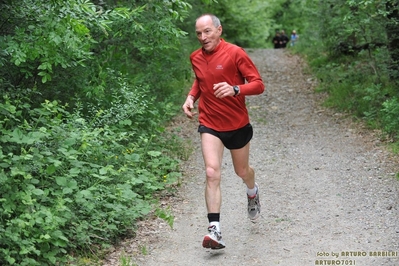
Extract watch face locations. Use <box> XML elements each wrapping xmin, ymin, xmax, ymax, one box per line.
<box><xmin>234</xmin><ymin>86</ymin><xmax>239</xmax><ymax>94</ymax></box>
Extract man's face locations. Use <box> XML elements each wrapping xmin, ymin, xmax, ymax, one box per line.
<box><xmin>195</xmin><ymin>16</ymin><xmax>222</xmax><ymax>53</ymax></box>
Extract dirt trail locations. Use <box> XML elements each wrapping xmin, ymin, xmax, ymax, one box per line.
<box><xmin>104</xmin><ymin>49</ymin><xmax>399</xmax><ymax>266</ymax></box>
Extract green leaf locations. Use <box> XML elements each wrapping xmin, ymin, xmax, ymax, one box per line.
<box><xmin>78</xmin><ymin>189</ymin><xmax>92</xmax><ymax>198</ymax></box>
<box><xmin>69</xmin><ymin>167</ymin><xmax>80</xmax><ymax>176</ymax></box>
<box><xmin>40</xmin><ymin>234</ymin><xmax>51</xmax><ymax>240</ymax></box>
<box><xmin>46</xmin><ymin>164</ymin><xmax>57</xmax><ymax>175</ymax></box>
<box><xmin>9</xmin><ymin>128</ymin><xmax>29</xmax><ymax>144</ymax></box>
<box><xmin>63</xmin><ymin>187</ymin><xmax>74</xmax><ymax>194</ymax></box>
<box><xmin>147</xmin><ymin>151</ymin><xmax>162</xmax><ymax>157</ymax></box>
<box><xmin>99</xmin><ymin>167</ymin><xmax>108</xmax><ymax>175</ymax></box>
<box><xmin>67</xmin><ymin>179</ymin><xmax>78</xmax><ymax>189</ymax></box>
<box><xmin>48</xmin><ymin>158</ymin><xmax>62</xmax><ymax>167</ymax></box>
<box><xmin>119</xmin><ymin>119</ymin><xmax>132</xmax><ymax>126</ymax></box>
<box><xmin>32</xmin><ymin>188</ymin><xmax>44</xmax><ymax>195</ymax></box>
<box><xmin>124</xmin><ymin>153</ymin><xmax>140</xmax><ymax>162</ymax></box>
<box><xmin>55</xmin><ymin>176</ymin><xmax>67</xmax><ymax>186</ymax></box>
<box><xmin>91</xmin><ymin>173</ymin><xmax>108</xmax><ymax>180</ymax></box>
<box><xmin>55</xmin><ymin>176</ymin><xmax>78</xmax><ymax>195</ymax></box>
<box><xmin>37</xmin><ymin>62</ymin><xmax>52</xmax><ymax>71</ymax></box>
<box><xmin>11</xmin><ymin>167</ymin><xmax>26</xmax><ymax>177</ymax></box>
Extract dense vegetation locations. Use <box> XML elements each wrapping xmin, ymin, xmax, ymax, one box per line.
<box><xmin>0</xmin><ymin>0</ymin><xmax>398</xmax><ymax>265</ymax></box>
<box><xmin>296</xmin><ymin>0</ymin><xmax>399</xmax><ymax>145</ymax></box>
<box><xmin>0</xmin><ymin>0</ymin><xmax>193</xmax><ymax>265</ymax></box>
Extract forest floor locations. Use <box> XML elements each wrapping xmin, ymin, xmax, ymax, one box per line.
<box><xmin>103</xmin><ymin>49</ymin><xmax>399</xmax><ymax>266</ymax></box>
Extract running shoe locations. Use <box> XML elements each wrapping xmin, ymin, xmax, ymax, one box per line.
<box><xmin>202</xmin><ymin>225</ymin><xmax>225</xmax><ymax>249</ymax></box>
<box><xmin>247</xmin><ymin>183</ymin><xmax>261</xmax><ymax>220</ymax></box>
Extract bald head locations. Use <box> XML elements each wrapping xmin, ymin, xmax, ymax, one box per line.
<box><xmin>196</xmin><ymin>14</ymin><xmax>221</xmax><ymax>28</ymax></box>
<box><xmin>195</xmin><ymin>14</ymin><xmax>222</xmax><ymax>53</ymax></box>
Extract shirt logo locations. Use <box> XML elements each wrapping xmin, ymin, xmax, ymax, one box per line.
<box><xmin>216</xmin><ymin>64</ymin><xmax>223</xmax><ymax>70</ymax></box>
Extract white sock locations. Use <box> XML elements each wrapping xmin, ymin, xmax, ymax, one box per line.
<box><xmin>247</xmin><ymin>185</ymin><xmax>257</xmax><ymax>197</ymax></box>
<box><xmin>210</xmin><ymin>221</ymin><xmax>220</xmax><ymax>231</ymax></box>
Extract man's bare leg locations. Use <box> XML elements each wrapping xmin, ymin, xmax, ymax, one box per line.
<box><xmin>200</xmin><ymin>133</ymin><xmax>226</xmax><ymax>249</ymax></box>
<box><xmin>231</xmin><ymin>142</ymin><xmax>261</xmax><ymax>220</ymax></box>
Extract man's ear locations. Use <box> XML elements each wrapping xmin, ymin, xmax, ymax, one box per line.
<box><xmin>218</xmin><ymin>26</ymin><xmax>223</xmax><ymax>35</ymax></box>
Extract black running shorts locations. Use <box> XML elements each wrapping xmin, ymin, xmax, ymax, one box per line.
<box><xmin>198</xmin><ymin>123</ymin><xmax>253</xmax><ymax>150</ymax></box>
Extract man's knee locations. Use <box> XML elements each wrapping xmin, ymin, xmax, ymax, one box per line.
<box><xmin>235</xmin><ymin>166</ymin><xmax>253</xmax><ymax>179</ymax></box>
<box><xmin>205</xmin><ymin>167</ymin><xmax>221</xmax><ymax>181</ymax></box>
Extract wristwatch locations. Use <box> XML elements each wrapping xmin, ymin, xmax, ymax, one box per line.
<box><xmin>233</xmin><ymin>85</ymin><xmax>240</xmax><ymax>96</ymax></box>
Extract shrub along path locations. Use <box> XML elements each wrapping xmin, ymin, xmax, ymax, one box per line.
<box><xmin>104</xmin><ymin>49</ymin><xmax>399</xmax><ymax>266</ymax></box>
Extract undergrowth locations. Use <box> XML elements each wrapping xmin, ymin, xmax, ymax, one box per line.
<box><xmin>0</xmin><ymin>86</ymin><xmax>188</xmax><ymax>265</ymax></box>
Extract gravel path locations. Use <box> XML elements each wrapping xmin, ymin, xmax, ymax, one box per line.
<box><xmin>104</xmin><ymin>49</ymin><xmax>399</xmax><ymax>266</ymax></box>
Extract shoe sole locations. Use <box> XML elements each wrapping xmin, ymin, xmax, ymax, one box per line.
<box><xmin>248</xmin><ymin>198</ymin><xmax>261</xmax><ymax>220</ymax></box>
<box><xmin>248</xmin><ymin>212</ymin><xmax>260</xmax><ymax>220</ymax></box>
<box><xmin>202</xmin><ymin>236</ymin><xmax>225</xmax><ymax>249</ymax></box>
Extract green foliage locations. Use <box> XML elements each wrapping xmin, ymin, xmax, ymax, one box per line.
<box><xmin>0</xmin><ymin>91</ymin><xmax>183</xmax><ymax>264</ymax></box>
<box><xmin>3</xmin><ymin>0</ymin><xmax>399</xmax><ymax>264</ymax></box>
<box><xmin>0</xmin><ymin>0</ymin><xmax>192</xmax><ymax>108</ymax></box>
<box><xmin>155</xmin><ymin>207</ymin><xmax>175</xmax><ymax>228</ymax></box>
<box><xmin>0</xmin><ymin>0</ymin><xmax>200</xmax><ymax>264</ymax></box>
<box><xmin>84</xmin><ymin>0</ymin><xmax>192</xmax><ymax>102</ymax></box>
<box><xmin>207</xmin><ymin>0</ymin><xmax>273</xmax><ymax>47</ymax></box>
<box><xmin>381</xmin><ymin>97</ymin><xmax>399</xmax><ymax>139</ymax></box>
<box><xmin>290</xmin><ymin>0</ymin><xmax>399</xmax><ymax>143</ymax></box>
<box><xmin>181</xmin><ymin>0</ymin><xmax>274</xmax><ymax>48</ymax></box>
<box><xmin>1</xmin><ymin>0</ymin><xmax>98</xmax><ymax>85</ymax></box>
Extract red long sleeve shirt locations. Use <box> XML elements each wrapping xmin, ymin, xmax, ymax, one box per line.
<box><xmin>189</xmin><ymin>39</ymin><xmax>265</xmax><ymax>131</ymax></box>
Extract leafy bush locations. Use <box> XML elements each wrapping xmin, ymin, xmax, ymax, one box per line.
<box><xmin>381</xmin><ymin>97</ymin><xmax>399</xmax><ymax>140</ymax></box>
<box><xmin>296</xmin><ymin>0</ymin><xmax>399</xmax><ymax>147</ymax></box>
<box><xmin>0</xmin><ymin>1</ymin><xmax>198</xmax><ymax>264</ymax></box>
<box><xmin>0</xmin><ymin>92</ymin><xmax>182</xmax><ymax>265</ymax></box>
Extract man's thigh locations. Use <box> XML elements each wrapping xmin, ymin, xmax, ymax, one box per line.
<box><xmin>230</xmin><ymin>141</ymin><xmax>251</xmax><ymax>171</ymax></box>
<box><xmin>200</xmin><ymin>133</ymin><xmax>225</xmax><ymax>170</ymax></box>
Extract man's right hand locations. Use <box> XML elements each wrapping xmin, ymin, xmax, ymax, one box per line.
<box><xmin>182</xmin><ymin>95</ymin><xmax>197</xmax><ymax>119</ymax></box>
